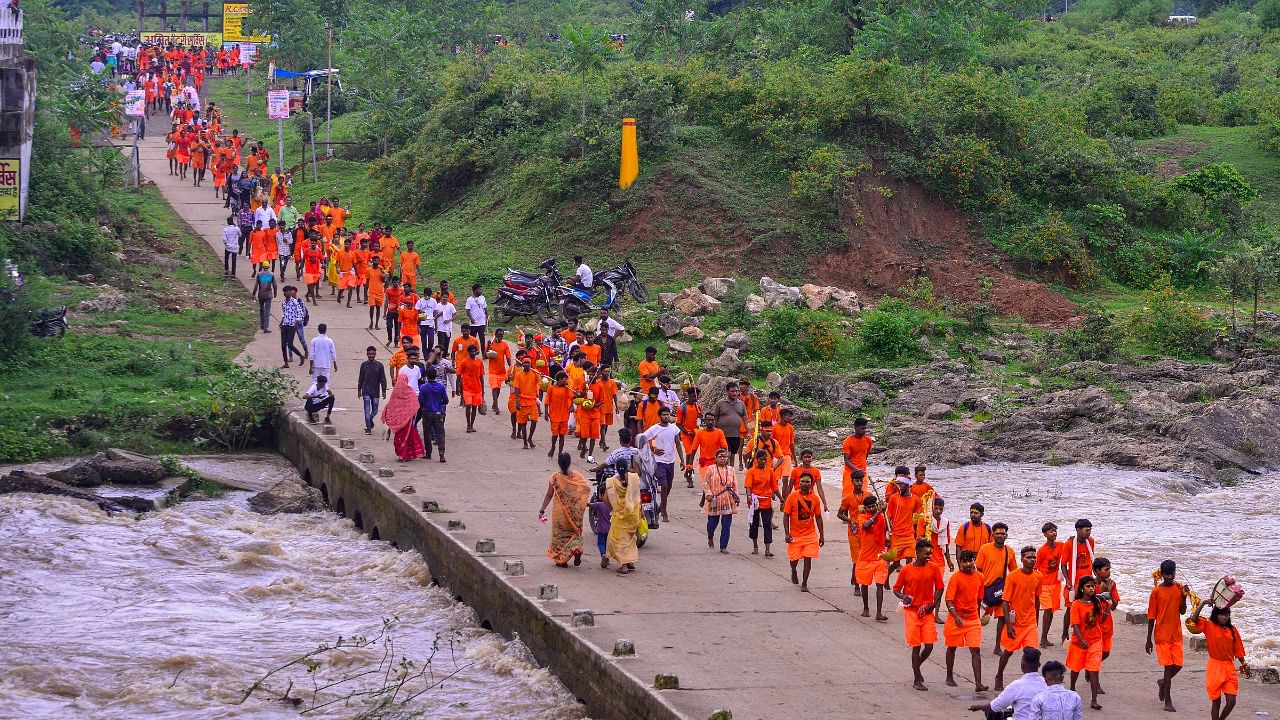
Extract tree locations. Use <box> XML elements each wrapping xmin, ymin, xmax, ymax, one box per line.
<box><xmin>561</xmin><ymin>24</ymin><xmax>611</xmax><ymax>127</ymax></box>
<box><xmin>1223</xmin><ymin>228</ymin><xmax>1280</xmax><ymax>337</ymax></box>
<box><xmin>1171</xmin><ymin>162</ymin><xmax>1258</xmax><ymax>231</ymax></box>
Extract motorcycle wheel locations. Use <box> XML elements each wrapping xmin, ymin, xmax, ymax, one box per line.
<box><xmin>535</xmin><ymin>303</ymin><xmax>562</xmax><ymax>326</ymax></box>
<box><xmin>630</xmin><ymin>280</ymin><xmax>649</xmax><ymax>303</ymax></box>
<box><xmin>497</xmin><ymin>309</ymin><xmax>518</xmax><ymax>324</ymax></box>
<box><xmin>560</xmin><ymin>299</ymin><xmax>586</xmax><ymax>322</ymax></box>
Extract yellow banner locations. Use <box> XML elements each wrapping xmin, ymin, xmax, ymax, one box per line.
<box><xmin>141</xmin><ymin>31</ymin><xmax>223</xmax><ymax>48</ymax></box>
<box><xmin>222</xmin><ymin>2</ymin><xmax>271</xmax><ymax>43</ymax></box>
<box><xmin>0</xmin><ymin>158</ymin><xmax>20</xmax><ymax>220</ymax></box>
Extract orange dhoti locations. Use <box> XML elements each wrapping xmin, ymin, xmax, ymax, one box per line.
<box><xmin>787</xmin><ymin>528</ymin><xmax>820</xmax><ymax>563</ymax></box>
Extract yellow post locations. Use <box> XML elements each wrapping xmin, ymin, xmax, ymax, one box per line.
<box><xmin>619</xmin><ymin>117</ymin><xmax>638</xmax><ymax>190</ymax></box>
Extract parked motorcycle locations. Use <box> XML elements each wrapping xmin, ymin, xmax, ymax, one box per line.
<box><xmin>556</xmin><ymin>279</ymin><xmax>621</xmax><ymax>321</ymax></box>
<box><xmin>494</xmin><ymin>283</ymin><xmax>562</xmax><ymax>326</ymax></box>
<box><xmin>503</xmin><ymin>257</ymin><xmax>562</xmax><ymax>289</ymax></box>
<box><xmin>31</xmin><ymin>306</ymin><xmax>68</xmax><ymax>337</ymax></box>
<box><xmin>595</xmin><ymin>258</ymin><xmax>648</xmax><ymax>303</ymax></box>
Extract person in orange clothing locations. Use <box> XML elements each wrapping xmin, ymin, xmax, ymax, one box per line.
<box><xmin>458</xmin><ymin>344</ymin><xmax>486</xmax><ymax>433</ymax></box>
<box><xmin>1059</xmin><ymin>518</ymin><xmax>1096</xmax><ymax>642</ymax></box>
<box><xmin>892</xmin><ymin>538</ymin><xmax>945</xmax><ymax>691</ymax></box>
<box><xmin>976</xmin><ymin>522</ymin><xmax>1017</xmax><ymax>656</ymax></box>
<box><xmin>353</xmin><ymin>237</ymin><xmax>373</xmax><ymax>305</ymax></box>
<box><xmin>773</xmin><ymin>407</ymin><xmax>797</xmax><ymax>481</ymax></box>
<box><xmin>328</xmin><ymin>197</ymin><xmax>348</xmax><ymax>229</ymax></box>
<box><xmin>301</xmin><ymin>237</ymin><xmax>325</xmax><ymax>305</ymax></box>
<box><xmin>397</xmin><ymin>300</ymin><xmax>421</xmax><ymax>348</ymax></box>
<box><xmin>675</xmin><ymin>387</ymin><xmax>702</xmax><ymax>486</ymax></box>
<box><xmin>578</xmin><ymin>333</ymin><xmax>602</xmax><ymax>366</ymax></box>
<box><xmin>378</xmin><ymin>229</ymin><xmax>400</xmax><ymax>272</ymax></box>
<box><xmin>841</xmin><ymin>418</ymin><xmax>873</xmax><ymax>494</ymax></box>
<box><xmin>689</xmin><ymin>412</ymin><xmax>728</xmax><ymax>479</ymax></box>
<box><xmin>594</xmin><ymin>365</ymin><xmax>620</xmax><ymax>451</ymax></box>
<box><xmin>250</xmin><ymin>220</ymin><xmax>277</xmax><ymax>268</ymax></box>
<box><xmin>1067</xmin><ymin>575</ymin><xmax>1105</xmax><ymax>710</ymax></box>
<box><xmin>636</xmin><ymin>346</ymin><xmax>663</xmax><ymax>396</ymax></box>
<box><xmin>1037</xmin><ymin>522</ymin><xmax>1063</xmax><ymax>648</ymax></box>
<box><xmin>954</xmin><ymin>503</ymin><xmax>993</xmax><ymax>569</ymax></box>
<box><xmin>915</xmin><ymin>495</ymin><xmax>953</xmax><ymax>577</ymax></box>
<box><xmin>909</xmin><ymin>464</ymin><xmax>933</xmax><ymax>500</ymax></box>
<box><xmin>743</xmin><ymin>449</ymin><xmax>780</xmax><ymax>557</ymax></box>
<box><xmin>782</xmin><ymin>473</ymin><xmax>824</xmax><ymax>593</ymax></box>
<box><xmin>399</xmin><ymin>240</ymin><xmax>421</xmax><ymax>289</ymax></box>
<box><xmin>786</xmin><ymin>449</ymin><xmax>829</xmax><ymax>509</ymax></box>
<box><xmin>1188</xmin><ymin>598</ymin><xmax>1247</xmax><ymax>720</ymax></box>
<box><xmin>944</xmin><ymin>549</ymin><xmax>987</xmax><ymax>692</ymax></box>
<box><xmin>544</xmin><ymin>372</ymin><xmax>574</xmax><ymax>459</ymax></box>
<box><xmin>633</xmin><ymin>386</ymin><xmax>664</xmax><ymax>431</ymax></box>
<box><xmin>836</xmin><ymin>468</ymin><xmax>868</xmax><ymax>591</ymax></box>
<box><xmin>1092</xmin><ymin>557</ymin><xmax>1120</xmax><ymax>694</ymax></box>
<box><xmin>335</xmin><ymin>241</ymin><xmax>358</xmax><ymax>307</ymax></box>
<box><xmin>559</xmin><ymin>318</ymin><xmax>578</xmax><ymax>346</ymax></box>
<box><xmin>486</xmin><ymin>328</ymin><xmax>513</xmax><ymax>414</ymax></box>
<box><xmin>511</xmin><ymin>356</ymin><xmax>542</xmax><ymax>449</ymax></box>
<box><xmin>574</xmin><ymin>363</ymin><xmax>602</xmax><ymax>460</ymax></box>
<box><xmin>884</xmin><ymin>468</ymin><xmax>921</xmax><ymax>578</ymax></box>
<box><xmin>366</xmin><ymin>256</ymin><xmax>385</xmax><ymax>329</ymax></box>
<box><xmin>1148</xmin><ymin>559</ymin><xmax>1188</xmax><ymax>713</ymax></box>
<box><xmin>995</xmin><ymin>546</ymin><xmax>1043</xmax><ymax>691</ymax></box>
<box><xmin>854</xmin><ymin>494</ymin><xmax>889</xmax><ymax>620</ymax></box>
<box><xmin>450</xmin><ymin>325</ymin><xmax>482</xmax><ymax>404</ymax></box>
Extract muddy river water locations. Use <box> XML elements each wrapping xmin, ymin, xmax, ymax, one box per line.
<box><xmin>0</xmin><ymin>456</ymin><xmax>587</xmax><ymax>719</ymax></box>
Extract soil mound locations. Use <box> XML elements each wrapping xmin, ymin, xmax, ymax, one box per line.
<box><xmin>813</xmin><ymin>172</ymin><xmax>1077</xmax><ymax>324</ymax></box>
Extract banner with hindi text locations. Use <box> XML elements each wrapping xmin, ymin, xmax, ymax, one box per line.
<box><xmin>140</xmin><ymin>32</ymin><xmax>222</xmax><ymax>48</ymax></box>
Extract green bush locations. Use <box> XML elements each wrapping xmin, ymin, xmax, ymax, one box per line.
<box><xmin>195</xmin><ymin>364</ymin><xmax>298</xmax><ymax>451</ymax></box>
<box><xmin>1058</xmin><ymin>303</ymin><xmax>1121</xmax><ymax>361</ymax></box>
<box><xmin>1126</xmin><ymin>276</ymin><xmax>1213</xmax><ymax>357</ymax></box>
<box><xmin>749</xmin><ymin>306</ymin><xmax>855</xmax><ymax>370</ymax></box>
<box><xmin>857</xmin><ymin>298</ymin><xmax>925</xmax><ymax>363</ymax></box>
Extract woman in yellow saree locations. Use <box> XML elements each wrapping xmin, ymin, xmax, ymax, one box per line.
<box><xmin>539</xmin><ymin>453</ymin><xmax>591</xmax><ymax>567</ymax></box>
<box><xmin>605</xmin><ymin>458</ymin><xmax>642</xmax><ymax>575</ymax></box>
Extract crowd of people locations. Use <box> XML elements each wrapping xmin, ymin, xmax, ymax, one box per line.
<box><xmin>130</xmin><ymin>51</ymin><xmax>1255</xmax><ymax>719</ymax></box>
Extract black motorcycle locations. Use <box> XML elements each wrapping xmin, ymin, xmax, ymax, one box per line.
<box><xmin>494</xmin><ymin>282</ymin><xmax>563</xmax><ymax>326</ymax></box>
<box><xmin>31</xmin><ymin>306</ymin><xmax>69</xmax><ymax>337</ymax></box>
<box><xmin>595</xmin><ymin>258</ymin><xmax>648</xmax><ymax>303</ymax></box>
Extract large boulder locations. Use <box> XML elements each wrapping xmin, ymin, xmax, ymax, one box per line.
<box><xmin>699</xmin><ymin>277</ymin><xmax>737</xmax><ymax>299</ymax></box>
<box><xmin>743</xmin><ymin>294</ymin><xmax>767</xmax><ymax>316</ymax></box>
<box><xmin>87</xmin><ymin>449</ymin><xmax>166</xmax><ymax>485</ymax></box>
<box><xmin>798</xmin><ymin>284</ymin><xmax>833</xmax><ymax>311</ymax></box>
<box><xmin>759</xmin><ymin>276</ymin><xmax>801</xmax><ymax>308</ymax></box>
<box><xmin>248</xmin><ymin>478</ymin><xmax>324</xmax><ymax>515</ymax></box>
<box><xmin>47</xmin><ymin>461</ymin><xmax>103</xmax><ymax>487</ymax></box>
<box><xmin>829</xmin><ymin>288</ymin><xmax>863</xmax><ymax>316</ymax></box>
<box><xmin>657</xmin><ymin>292</ymin><xmax>677</xmax><ymax>309</ymax></box>
<box><xmin>656</xmin><ymin>314</ymin><xmax>682</xmax><ymax>338</ymax></box>
<box><xmin>706</xmin><ymin>347</ymin><xmax>746</xmax><ymax>375</ymax></box>
<box><xmin>680</xmin><ymin>326</ymin><xmax>705</xmax><ymax>340</ymax></box>
<box><xmin>77</xmin><ymin>291</ymin><xmax>126</xmax><ymax>313</ymax></box>
<box><xmin>698</xmin><ymin>375</ymin><xmax>743</xmax><ymax>411</ymax></box>
<box><xmin>667</xmin><ymin>339</ymin><xmax>694</xmax><ymax>355</ymax></box>
<box><xmin>780</xmin><ymin>372</ymin><xmax>887</xmax><ymax>414</ymax></box>
<box><xmin>671</xmin><ymin>287</ymin><xmax>722</xmax><ymax>316</ymax></box>
<box><xmin>723</xmin><ymin>331</ymin><xmax>751</xmax><ymax>351</ymax></box>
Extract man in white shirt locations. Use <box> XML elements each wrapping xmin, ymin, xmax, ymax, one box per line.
<box><xmin>637</xmin><ymin>406</ymin><xmax>685</xmax><ymax>523</ymax></box>
<box><xmin>465</xmin><ymin>283</ymin><xmax>489</xmax><ymax>353</ymax></box>
<box><xmin>415</xmin><ymin>291</ymin><xmax>438</xmax><ymax>354</ymax></box>
<box><xmin>1028</xmin><ymin>662</ymin><xmax>1083</xmax><ymax>720</ymax></box>
<box><xmin>222</xmin><ymin>215</ymin><xmax>241</xmax><ymax>277</ymax></box>
<box><xmin>969</xmin><ymin>648</ymin><xmax>1048</xmax><ymax>720</ymax></box>
<box><xmin>435</xmin><ymin>297</ymin><xmax>457</xmax><ymax>353</ymax></box>
<box><xmin>308</xmin><ymin>323</ymin><xmax>338</xmax><ymax>382</ymax></box>
<box><xmin>254</xmin><ymin>202</ymin><xmax>278</xmax><ymax>230</ymax></box>
<box><xmin>302</xmin><ymin>375</ymin><xmax>335</xmax><ymax>424</ymax></box>
<box><xmin>398</xmin><ymin>347</ymin><xmax>424</xmax><ymax>388</ymax></box>
<box><xmin>573</xmin><ymin>254</ymin><xmax>593</xmax><ymax>290</ymax></box>
<box><xmin>656</xmin><ymin>375</ymin><xmax>680</xmax><ymax>409</ymax></box>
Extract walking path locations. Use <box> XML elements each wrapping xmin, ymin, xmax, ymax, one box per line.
<box><xmin>134</xmin><ymin>94</ymin><xmax>1280</xmax><ymax>719</ymax></box>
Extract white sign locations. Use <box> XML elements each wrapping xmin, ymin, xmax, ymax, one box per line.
<box><xmin>267</xmin><ymin>89</ymin><xmax>289</xmax><ymax>119</ymax></box>
<box><xmin>124</xmin><ymin>89</ymin><xmax>146</xmax><ymax>117</ymax></box>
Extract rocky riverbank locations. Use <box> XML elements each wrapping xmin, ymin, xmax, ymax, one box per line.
<box><xmin>770</xmin><ymin>348</ymin><xmax>1280</xmax><ymax>484</ymax></box>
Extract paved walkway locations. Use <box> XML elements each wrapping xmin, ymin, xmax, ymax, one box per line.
<box><xmin>135</xmin><ymin>92</ymin><xmax>1280</xmax><ymax>719</ymax></box>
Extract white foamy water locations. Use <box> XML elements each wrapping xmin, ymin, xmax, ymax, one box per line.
<box><xmin>0</xmin><ymin>491</ymin><xmax>588</xmax><ymax>720</ymax></box>
<box><xmin>849</xmin><ymin>462</ymin><xmax>1280</xmax><ymax>666</ymax></box>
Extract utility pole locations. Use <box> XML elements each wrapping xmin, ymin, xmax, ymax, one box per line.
<box><xmin>325</xmin><ymin>20</ymin><xmax>333</xmax><ymax>157</ymax></box>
